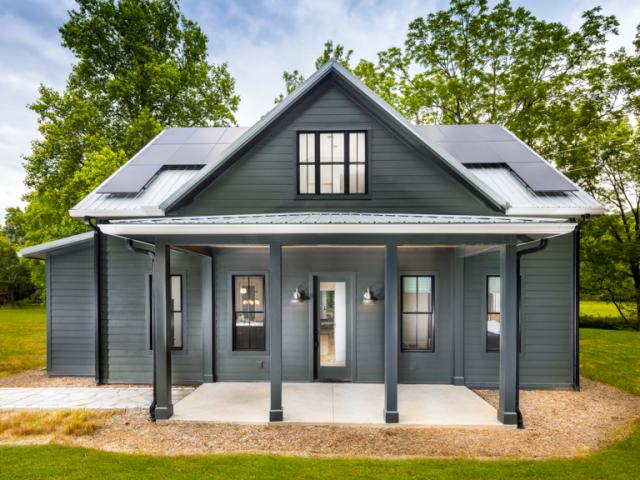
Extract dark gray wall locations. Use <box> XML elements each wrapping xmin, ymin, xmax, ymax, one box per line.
<box><xmin>462</xmin><ymin>234</ymin><xmax>574</xmax><ymax>388</ymax></box>
<box><xmin>212</xmin><ymin>246</ymin><xmax>458</xmax><ymax>384</ymax></box>
<box><xmin>47</xmin><ymin>245</ymin><xmax>95</xmax><ymax>376</ymax></box>
<box><xmin>171</xmin><ymin>82</ymin><xmax>493</xmax><ymax>217</ymax></box>
<box><xmin>398</xmin><ymin>248</ymin><xmax>454</xmax><ymax>383</ymax></box>
<box><xmin>100</xmin><ymin>236</ymin><xmax>205</xmax><ymax>384</ymax></box>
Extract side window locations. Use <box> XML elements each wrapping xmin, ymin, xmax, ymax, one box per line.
<box><xmin>401</xmin><ymin>275</ymin><xmax>435</xmax><ymax>352</ymax></box>
<box><xmin>232</xmin><ymin>275</ymin><xmax>266</xmax><ymax>351</ymax></box>
<box><xmin>170</xmin><ymin>274</ymin><xmax>183</xmax><ymax>350</ymax></box>
<box><xmin>486</xmin><ymin>275</ymin><xmax>501</xmax><ymax>352</ymax></box>
<box><xmin>148</xmin><ymin>274</ymin><xmax>184</xmax><ymax>350</ymax></box>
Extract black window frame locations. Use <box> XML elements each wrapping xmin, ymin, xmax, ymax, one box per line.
<box><xmin>148</xmin><ymin>273</ymin><xmax>184</xmax><ymax>351</ymax></box>
<box><xmin>170</xmin><ymin>274</ymin><xmax>184</xmax><ymax>351</ymax></box>
<box><xmin>486</xmin><ymin>275</ymin><xmax>501</xmax><ymax>353</ymax></box>
<box><xmin>296</xmin><ymin>130</ymin><xmax>368</xmax><ymax>196</ymax></box>
<box><xmin>400</xmin><ymin>274</ymin><xmax>435</xmax><ymax>352</ymax></box>
<box><xmin>232</xmin><ymin>274</ymin><xmax>267</xmax><ymax>352</ymax></box>
<box><xmin>485</xmin><ymin>274</ymin><xmax>524</xmax><ymax>353</ymax></box>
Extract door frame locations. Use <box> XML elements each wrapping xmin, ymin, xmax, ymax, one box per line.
<box><xmin>307</xmin><ymin>272</ymin><xmax>356</xmax><ymax>382</ymax></box>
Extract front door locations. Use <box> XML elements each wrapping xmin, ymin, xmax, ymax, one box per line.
<box><xmin>314</xmin><ymin>275</ymin><xmax>352</xmax><ymax>381</ymax></box>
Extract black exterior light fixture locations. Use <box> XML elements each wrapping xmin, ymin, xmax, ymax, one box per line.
<box><xmin>291</xmin><ymin>287</ymin><xmax>309</xmax><ymax>303</ymax></box>
<box><xmin>362</xmin><ymin>287</ymin><xmax>377</xmax><ymax>304</ymax></box>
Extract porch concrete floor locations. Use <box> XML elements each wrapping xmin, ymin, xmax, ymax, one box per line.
<box><xmin>171</xmin><ymin>382</ymin><xmax>503</xmax><ymax>426</ymax></box>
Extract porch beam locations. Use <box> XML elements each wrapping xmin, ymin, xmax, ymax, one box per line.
<box><xmin>452</xmin><ymin>248</ymin><xmax>465</xmax><ymax>385</ymax></box>
<box><xmin>498</xmin><ymin>243</ymin><xmax>518</xmax><ymax>425</ymax></box>
<box><xmin>269</xmin><ymin>243</ymin><xmax>283</xmax><ymax>421</ymax></box>
<box><xmin>153</xmin><ymin>241</ymin><xmax>173</xmax><ymax>420</ymax></box>
<box><xmin>383</xmin><ymin>244</ymin><xmax>399</xmax><ymax>423</ymax></box>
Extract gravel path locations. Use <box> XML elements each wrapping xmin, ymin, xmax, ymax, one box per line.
<box><xmin>46</xmin><ymin>377</ymin><xmax>639</xmax><ymax>459</ymax></box>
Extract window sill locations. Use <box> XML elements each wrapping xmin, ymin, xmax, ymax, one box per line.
<box><xmin>295</xmin><ymin>193</ymin><xmax>371</xmax><ymax>200</ymax></box>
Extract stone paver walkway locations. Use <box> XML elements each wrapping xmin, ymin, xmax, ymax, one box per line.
<box><xmin>0</xmin><ymin>387</ymin><xmax>193</xmax><ymax>410</ymax></box>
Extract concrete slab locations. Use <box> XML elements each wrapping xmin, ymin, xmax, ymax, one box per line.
<box><xmin>0</xmin><ymin>387</ymin><xmax>193</xmax><ymax>410</ymax></box>
<box><xmin>171</xmin><ymin>382</ymin><xmax>504</xmax><ymax>426</ymax></box>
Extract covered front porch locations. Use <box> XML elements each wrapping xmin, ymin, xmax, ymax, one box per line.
<box><xmin>171</xmin><ymin>382</ymin><xmax>503</xmax><ymax>426</ymax></box>
<box><xmin>100</xmin><ymin>212</ymin><xmax>576</xmax><ymax>426</ymax></box>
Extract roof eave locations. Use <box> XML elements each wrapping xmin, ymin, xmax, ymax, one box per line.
<box><xmin>18</xmin><ymin>232</ymin><xmax>95</xmax><ymax>260</ymax></box>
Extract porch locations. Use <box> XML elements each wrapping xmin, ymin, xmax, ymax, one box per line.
<box><xmin>171</xmin><ymin>382</ymin><xmax>503</xmax><ymax>426</ymax></box>
<box><xmin>100</xmin><ymin>212</ymin><xmax>577</xmax><ymax>425</ymax></box>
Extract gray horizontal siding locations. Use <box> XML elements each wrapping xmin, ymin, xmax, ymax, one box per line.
<box><xmin>48</xmin><ymin>245</ymin><xmax>95</xmax><ymax>376</ymax></box>
<box><xmin>101</xmin><ymin>235</ymin><xmax>204</xmax><ymax>384</ymax></box>
<box><xmin>398</xmin><ymin>248</ymin><xmax>454</xmax><ymax>383</ymax></box>
<box><xmin>172</xmin><ymin>83</ymin><xmax>493</xmax><ymax>217</ymax></box>
<box><xmin>463</xmin><ymin>234</ymin><xmax>574</xmax><ymax>387</ymax></box>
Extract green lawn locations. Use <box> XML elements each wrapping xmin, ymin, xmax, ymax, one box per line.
<box><xmin>1</xmin><ymin>304</ymin><xmax>640</xmax><ymax>478</ymax></box>
<box><xmin>0</xmin><ymin>305</ymin><xmax>46</xmax><ymax>379</ymax></box>
<box><xmin>580</xmin><ymin>328</ymin><xmax>640</xmax><ymax>395</ymax></box>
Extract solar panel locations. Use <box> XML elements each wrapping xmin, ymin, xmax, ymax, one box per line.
<box><xmin>97</xmin><ymin>164</ymin><xmax>162</xmax><ymax>194</ymax></box>
<box><xmin>509</xmin><ymin>162</ymin><xmax>577</xmax><ymax>192</ymax></box>
<box><xmin>413</xmin><ymin>124</ymin><xmax>577</xmax><ymax>192</ymax></box>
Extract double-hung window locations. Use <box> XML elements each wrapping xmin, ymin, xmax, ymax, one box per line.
<box><xmin>401</xmin><ymin>275</ymin><xmax>435</xmax><ymax>351</ymax></box>
<box><xmin>486</xmin><ymin>275</ymin><xmax>501</xmax><ymax>352</ymax></box>
<box><xmin>298</xmin><ymin>131</ymin><xmax>367</xmax><ymax>195</ymax></box>
<box><xmin>148</xmin><ymin>274</ymin><xmax>183</xmax><ymax>350</ymax></box>
<box><xmin>232</xmin><ymin>275</ymin><xmax>266</xmax><ymax>351</ymax></box>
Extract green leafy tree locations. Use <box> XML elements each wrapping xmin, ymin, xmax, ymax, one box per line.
<box><xmin>0</xmin><ymin>233</ymin><xmax>34</xmax><ymax>306</ymax></box>
<box><xmin>275</xmin><ymin>41</ymin><xmax>354</xmax><ymax>103</ymax></box>
<box><xmin>10</xmin><ymin>0</ymin><xmax>240</xmax><ymax>249</ymax></box>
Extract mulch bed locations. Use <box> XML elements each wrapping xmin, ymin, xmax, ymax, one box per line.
<box><xmin>47</xmin><ymin>377</ymin><xmax>640</xmax><ymax>459</ymax></box>
<box><xmin>0</xmin><ymin>370</ymin><xmax>96</xmax><ymax>388</ymax></box>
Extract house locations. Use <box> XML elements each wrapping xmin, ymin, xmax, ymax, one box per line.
<box><xmin>19</xmin><ymin>61</ymin><xmax>603</xmax><ymax>425</ymax></box>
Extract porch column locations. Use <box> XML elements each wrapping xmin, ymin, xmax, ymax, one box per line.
<box><xmin>153</xmin><ymin>242</ymin><xmax>173</xmax><ymax>420</ymax></box>
<box><xmin>269</xmin><ymin>243</ymin><xmax>283</xmax><ymax>421</ymax></box>
<box><xmin>201</xmin><ymin>254</ymin><xmax>215</xmax><ymax>382</ymax></box>
<box><xmin>383</xmin><ymin>244</ymin><xmax>399</xmax><ymax>423</ymax></box>
<box><xmin>452</xmin><ymin>248</ymin><xmax>465</xmax><ymax>385</ymax></box>
<box><xmin>498</xmin><ymin>243</ymin><xmax>518</xmax><ymax>425</ymax></box>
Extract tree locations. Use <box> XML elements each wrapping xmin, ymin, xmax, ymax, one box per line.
<box><xmin>275</xmin><ymin>41</ymin><xmax>354</xmax><ymax>103</ymax></box>
<box><xmin>11</xmin><ymin>0</ymin><xmax>240</xmax><ymax>248</ymax></box>
<box><xmin>0</xmin><ymin>233</ymin><xmax>33</xmax><ymax>306</ymax></box>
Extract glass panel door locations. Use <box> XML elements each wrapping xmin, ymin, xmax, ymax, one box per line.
<box><xmin>315</xmin><ymin>276</ymin><xmax>351</xmax><ymax>381</ymax></box>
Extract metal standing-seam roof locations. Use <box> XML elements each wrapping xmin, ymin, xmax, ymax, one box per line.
<box><xmin>18</xmin><ymin>232</ymin><xmax>94</xmax><ymax>260</ymax></box>
<box><xmin>469</xmin><ymin>166</ymin><xmax>603</xmax><ymax>216</ymax></box>
<box><xmin>100</xmin><ymin>212</ymin><xmax>575</xmax><ymax>237</ymax></box>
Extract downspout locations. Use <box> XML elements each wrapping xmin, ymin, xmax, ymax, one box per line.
<box><xmin>126</xmin><ymin>240</ymin><xmax>157</xmax><ymax>422</ymax></box>
<box><xmin>516</xmin><ymin>238</ymin><xmax>549</xmax><ymax>429</ymax></box>
<box><xmin>573</xmin><ymin>215</ymin><xmax>591</xmax><ymax>391</ymax></box>
<box><xmin>85</xmin><ymin>217</ymin><xmax>102</xmax><ymax>386</ymax></box>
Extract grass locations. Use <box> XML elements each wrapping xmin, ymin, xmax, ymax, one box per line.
<box><xmin>580</xmin><ymin>300</ymin><xmax>637</xmax><ymax>330</ymax></box>
<box><xmin>0</xmin><ymin>421</ymin><xmax>639</xmax><ymax>479</ymax></box>
<box><xmin>580</xmin><ymin>328</ymin><xmax>640</xmax><ymax>395</ymax></box>
<box><xmin>0</xmin><ymin>305</ymin><xmax>46</xmax><ymax>378</ymax></box>
<box><xmin>0</xmin><ymin>410</ymin><xmax>115</xmax><ymax>438</ymax></box>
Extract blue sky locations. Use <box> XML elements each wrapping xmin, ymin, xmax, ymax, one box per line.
<box><xmin>1</xmin><ymin>0</ymin><xmax>639</xmax><ymax>221</ymax></box>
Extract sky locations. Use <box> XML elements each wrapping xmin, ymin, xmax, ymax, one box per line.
<box><xmin>0</xmin><ymin>0</ymin><xmax>639</xmax><ymax>222</ymax></box>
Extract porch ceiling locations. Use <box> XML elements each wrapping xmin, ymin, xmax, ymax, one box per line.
<box><xmin>101</xmin><ymin>212</ymin><xmax>575</xmax><ymax>237</ymax></box>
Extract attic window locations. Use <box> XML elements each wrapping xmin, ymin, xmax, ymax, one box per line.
<box><xmin>298</xmin><ymin>131</ymin><xmax>367</xmax><ymax>195</ymax></box>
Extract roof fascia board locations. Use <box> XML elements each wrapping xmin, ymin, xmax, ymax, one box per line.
<box><xmin>101</xmin><ymin>222</ymin><xmax>575</xmax><ymax>237</ymax></box>
<box><xmin>507</xmin><ymin>207</ymin><xmax>605</xmax><ymax>216</ymax></box>
<box><xmin>69</xmin><ymin>207</ymin><xmax>165</xmax><ymax>218</ymax></box>
<box><xmin>18</xmin><ymin>232</ymin><xmax>94</xmax><ymax>260</ymax></box>
<box><xmin>159</xmin><ymin>62</ymin><xmax>339</xmax><ymax>213</ymax></box>
<box><xmin>159</xmin><ymin>61</ymin><xmax>508</xmax><ymax>214</ymax></box>
<box><xmin>328</xmin><ymin>71</ymin><xmax>507</xmax><ymax>212</ymax></box>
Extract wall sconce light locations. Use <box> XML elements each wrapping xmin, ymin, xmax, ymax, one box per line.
<box><xmin>291</xmin><ymin>287</ymin><xmax>308</xmax><ymax>303</ymax></box>
<box><xmin>362</xmin><ymin>287</ymin><xmax>377</xmax><ymax>304</ymax></box>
